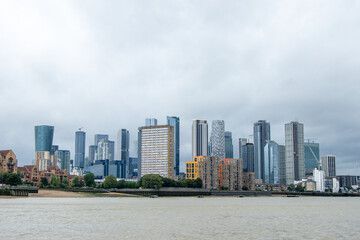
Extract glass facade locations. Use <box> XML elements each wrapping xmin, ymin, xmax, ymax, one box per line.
<box><xmin>55</xmin><ymin>150</ymin><xmax>70</xmax><ymax>174</ymax></box>
<box><xmin>167</xmin><ymin>116</ymin><xmax>180</xmax><ymax>176</ymax></box>
<box><xmin>192</xmin><ymin>119</ymin><xmax>208</xmax><ymax>159</ymax></box>
<box><xmin>264</xmin><ymin>140</ymin><xmax>279</xmax><ymax>184</ymax></box>
<box><xmin>145</xmin><ymin>118</ymin><xmax>158</xmax><ymax>126</ymax></box>
<box><xmin>253</xmin><ymin>120</ymin><xmax>271</xmax><ymax>180</ymax></box>
<box><xmin>75</xmin><ymin>131</ymin><xmax>86</xmax><ymax>168</ymax></box>
<box><xmin>117</xmin><ymin>129</ymin><xmax>130</xmax><ymax>177</ymax></box>
<box><xmin>304</xmin><ymin>141</ymin><xmax>320</xmax><ymax>174</ymax></box>
<box><xmin>225</xmin><ymin>131</ymin><xmax>233</xmax><ymax>158</ymax></box>
<box><xmin>35</xmin><ymin>125</ymin><xmax>54</xmax><ymax>152</ymax></box>
<box><xmin>242</xmin><ymin>143</ymin><xmax>254</xmax><ymax>172</ymax></box>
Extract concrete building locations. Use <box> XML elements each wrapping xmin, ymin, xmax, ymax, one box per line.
<box><xmin>138</xmin><ymin>125</ymin><xmax>174</xmax><ymax>179</ymax></box>
<box><xmin>211</xmin><ymin>120</ymin><xmax>225</xmax><ymax>160</ymax></box>
<box><xmin>34</xmin><ymin>125</ymin><xmax>54</xmax><ymax>171</ymax></box>
<box><xmin>253</xmin><ymin>120</ymin><xmax>271</xmax><ymax>181</ymax></box>
<box><xmin>197</xmin><ymin>156</ymin><xmax>219</xmax><ymax>189</ymax></box>
<box><xmin>145</xmin><ymin>118</ymin><xmax>158</xmax><ymax>126</ymax></box>
<box><xmin>75</xmin><ymin>130</ymin><xmax>86</xmax><ymax>169</ymax></box>
<box><xmin>96</xmin><ymin>139</ymin><xmax>115</xmax><ymax>161</ymax></box>
<box><xmin>192</xmin><ymin>119</ymin><xmax>208</xmax><ymax>159</ymax></box>
<box><xmin>321</xmin><ymin>155</ymin><xmax>336</xmax><ymax>177</ymax></box>
<box><xmin>167</xmin><ymin>116</ymin><xmax>180</xmax><ymax>176</ymax></box>
<box><xmin>117</xmin><ymin>129</ymin><xmax>130</xmax><ymax>177</ymax></box>
<box><xmin>225</xmin><ymin>131</ymin><xmax>233</xmax><ymax>159</ymax></box>
<box><xmin>241</xmin><ymin>143</ymin><xmax>254</xmax><ymax>172</ymax></box>
<box><xmin>0</xmin><ymin>150</ymin><xmax>17</xmax><ymax>174</ymax></box>
<box><xmin>264</xmin><ymin>140</ymin><xmax>279</xmax><ymax>184</ymax></box>
<box><xmin>285</xmin><ymin>121</ymin><xmax>305</xmax><ymax>185</ymax></box>
<box><xmin>243</xmin><ymin>172</ymin><xmax>256</xmax><ymax>190</ymax></box>
<box><xmin>313</xmin><ymin>168</ymin><xmax>325</xmax><ymax>192</ymax></box>
<box><xmin>332</xmin><ymin>178</ymin><xmax>340</xmax><ymax>193</ymax></box>
<box><xmin>336</xmin><ymin>175</ymin><xmax>357</xmax><ymax>188</ymax></box>
<box><xmin>185</xmin><ymin>160</ymin><xmax>199</xmax><ymax>180</ymax></box>
<box><xmin>304</xmin><ymin>140</ymin><xmax>320</xmax><ymax>174</ymax></box>
<box><xmin>88</xmin><ymin>145</ymin><xmax>97</xmax><ymax>165</ymax></box>
<box><xmin>278</xmin><ymin>145</ymin><xmax>286</xmax><ymax>185</ymax></box>
<box><xmin>219</xmin><ymin>158</ymin><xmax>243</xmax><ymax>190</ymax></box>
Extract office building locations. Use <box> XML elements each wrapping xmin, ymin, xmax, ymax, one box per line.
<box><xmin>239</xmin><ymin>138</ymin><xmax>248</xmax><ymax>159</ymax></box>
<box><xmin>88</xmin><ymin>145</ymin><xmax>98</xmax><ymax>164</ymax></box>
<box><xmin>253</xmin><ymin>120</ymin><xmax>271</xmax><ymax>181</ymax></box>
<box><xmin>145</xmin><ymin>118</ymin><xmax>158</xmax><ymax>126</ymax></box>
<box><xmin>264</xmin><ymin>140</ymin><xmax>279</xmax><ymax>184</ymax></box>
<box><xmin>117</xmin><ymin>129</ymin><xmax>130</xmax><ymax>177</ymax></box>
<box><xmin>129</xmin><ymin>157</ymin><xmax>138</xmax><ymax>177</ymax></box>
<box><xmin>225</xmin><ymin>131</ymin><xmax>233</xmax><ymax>159</ymax></box>
<box><xmin>211</xmin><ymin>120</ymin><xmax>225</xmax><ymax>160</ymax></box>
<box><xmin>138</xmin><ymin>125</ymin><xmax>174</xmax><ymax>179</ymax></box>
<box><xmin>313</xmin><ymin>168</ymin><xmax>325</xmax><ymax>192</ymax></box>
<box><xmin>219</xmin><ymin>158</ymin><xmax>243</xmax><ymax>190</ymax></box>
<box><xmin>167</xmin><ymin>116</ymin><xmax>180</xmax><ymax>176</ymax></box>
<box><xmin>278</xmin><ymin>145</ymin><xmax>286</xmax><ymax>185</ymax></box>
<box><xmin>285</xmin><ymin>121</ymin><xmax>305</xmax><ymax>185</ymax></box>
<box><xmin>96</xmin><ymin>139</ymin><xmax>115</xmax><ymax>161</ymax></box>
<box><xmin>55</xmin><ymin>150</ymin><xmax>70</xmax><ymax>174</ymax></box>
<box><xmin>192</xmin><ymin>119</ymin><xmax>208</xmax><ymax>158</ymax></box>
<box><xmin>34</xmin><ymin>125</ymin><xmax>54</xmax><ymax>171</ymax></box>
<box><xmin>241</xmin><ymin>143</ymin><xmax>254</xmax><ymax>172</ymax></box>
<box><xmin>94</xmin><ymin>134</ymin><xmax>109</xmax><ymax>145</ymax></box>
<box><xmin>321</xmin><ymin>155</ymin><xmax>336</xmax><ymax>177</ymax></box>
<box><xmin>304</xmin><ymin>140</ymin><xmax>320</xmax><ymax>174</ymax></box>
<box><xmin>75</xmin><ymin>130</ymin><xmax>86</xmax><ymax>169</ymax></box>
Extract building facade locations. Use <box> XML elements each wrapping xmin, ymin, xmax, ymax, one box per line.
<box><xmin>138</xmin><ymin>125</ymin><xmax>174</xmax><ymax>179</ymax></box>
<box><xmin>117</xmin><ymin>129</ymin><xmax>130</xmax><ymax>177</ymax></box>
<box><xmin>167</xmin><ymin>116</ymin><xmax>180</xmax><ymax>176</ymax></box>
<box><xmin>210</xmin><ymin>120</ymin><xmax>225</xmax><ymax>160</ymax></box>
<box><xmin>75</xmin><ymin>130</ymin><xmax>86</xmax><ymax>169</ymax></box>
<box><xmin>241</xmin><ymin>143</ymin><xmax>254</xmax><ymax>173</ymax></box>
<box><xmin>55</xmin><ymin>150</ymin><xmax>70</xmax><ymax>174</ymax></box>
<box><xmin>197</xmin><ymin>156</ymin><xmax>219</xmax><ymax>189</ymax></box>
<box><xmin>278</xmin><ymin>145</ymin><xmax>286</xmax><ymax>185</ymax></box>
<box><xmin>192</xmin><ymin>119</ymin><xmax>208</xmax><ymax>159</ymax></box>
<box><xmin>145</xmin><ymin>118</ymin><xmax>158</xmax><ymax>127</ymax></box>
<box><xmin>321</xmin><ymin>155</ymin><xmax>336</xmax><ymax>177</ymax></box>
<box><xmin>34</xmin><ymin>125</ymin><xmax>54</xmax><ymax>171</ymax></box>
<box><xmin>94</xmin><ymin>134</ymin><xmax>109</xmax><ymax>146</ymax></box>
<box><xmin>264</xmin><ymin>140</ymin><xmax>279</xmax><ymax>184</ymax></box>
<box><xmin>0</xmin><ymin>150</ymin><xmax>17</xmax><ymax>173</ymax></box>
<box><xmin>285</xmin><ymin>122</ymin><xmax>305</xmax><ymax>185</ymax></box>
<box><xmin>304</xmin><ymin>141</ymin><xmax>320</xmax><ymax>174</ymax></box>
<box><xmin>219</xmin><ymin>158</ymin><xmax>243</xmax><ymax>190</ymax></box>
<box><xmin>225</xmin><ymin>131</ymin><xmax>233</xmax><ymax>159</ymax></box>
<box><xmin>253</xmin><ymin>120</ymin><xmax>271</xmax><ymax>181</ymax></box>
<box><xmin>238</xmin><ymin>138</ymin><xmax>248</xmax><ymax>159</ymax></box>
<box><xmin>96</xmin><ymin>139</ymin><xmax>115</xmax><ymax>161</ymax></box>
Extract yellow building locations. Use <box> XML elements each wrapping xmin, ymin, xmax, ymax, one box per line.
<box><xmin>0</xmin><ymin>150</ymin><xmax>18</xmax><ymax>174</ymax></box>
<box><xmin>186</xmin><ymin>156</ymin><xmax>219</xmax><ymax>189</ymax></box>
<box><xmin>186</xmin><ymin>161</ymin><xmax>199</xmax><ymax>179</ymax></box>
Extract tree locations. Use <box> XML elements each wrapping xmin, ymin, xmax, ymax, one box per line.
<box><xmin>117</xmin><ymin>180</ymin><xmax>127</xmax><ymax>189</ymax></box>
<box><xmin>40</xmin><ymin>178</ymin><xmax>49</xmax><ymax>188</ymax></box>
<box><xmin>5</xmin><ymin>173</ymin><xmax>22</xmax><ymax>186</ymax></box>
<box><xmin>61</xmin><ymin>178</ymin><xmax>69</xmax><ymax>188</ymax></box>
<box><xmin>295</xmin><ymin>184</ymin><xmax>305</xmax><ymax>192</ymax></box>
<box><xmin>103</xmin><ymin>175</ymin><xmax>117</xmax><ymax>188</ymax></box>
<box><xmin>79</xmin><ymin>179</ymin><xmax>85</xmax><ymax>188</ymax></box>
<box><xmin>0</xmin><ymin>171</ymin><xmax>8</xmax><ymax>184</ymax></box>
<box><xmin>84</xmin><ymin>173</ymin><xmax>95</xmax><ymax>187</ymax></box>
<box><xmin>50</xmin><ymin>176</ymin><xmax>60</xmax><ymax>188</ymax></box>
<box><xmin>288</xmin><ymin>184</ymin><xmax>296</xmax><ymax>192</ymax></box>
<box><xmin>194</xmin><ymin>178</ymin><xmax>203</xmax><ymax>188</ymax></box>
<box><xmin>72</xmin><ymin>176</ymin><xmax>80</xmax><ymax>188</ymax></box>
<box><xmin>126</xmin><ymin>181</ymin><xmax>139</xmax><ymax>189</ymax></box>
<box><xmin>140</xmin><ymin>174</ymin><xmax>163</xmax><ymax>189</ymax></box>
<box><xmin>162</xmin><ymin>178</ymin><xmax>176</xmax><ymax>187</ymax></box>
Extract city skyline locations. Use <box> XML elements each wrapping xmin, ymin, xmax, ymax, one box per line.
<box><xmin>0</xmin><ymin>2</ymin><xmax>359</xmax><ymax>175</ymax></box>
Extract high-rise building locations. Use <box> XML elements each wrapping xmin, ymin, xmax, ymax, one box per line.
<box><xmin>186</xmin><ymin>156</ymin><xmax>219</xmax><ymax>189</ymax></box>
<box><xmin>253</xmin><ymin>120</ymin><xmax>271</xmax><ymax>181</ymax></box>
<box><xmin>285</xmin><ymin>121</ymin><xmax>305</xmax><ymax>185</ymax></box>
<box><xmin>219</xmin><ymin>158</ymin><xmax>243</xmax><ymax>190</ymax></box>
<box><xmin>117</xmin><ymin>129</ymin><xmax>130</xmax><ymax>177</ymax></box>
<box><xmin>321</xmin><ymin>155</ymin><xmax>336</xmax><ymax>177</ymax></box>
<box><xmin>192</xmin><ymin>119</ymin><xmax>208</xmax><ymax>159</ymax></box>
<box><xmin>241</xmin><ymin>143</ymin><xmax>254</xmax><ymax>172</ymax></box>
<box><xmin>75</xmin><ymin>130</ymin><xmax>86</xmax><ymax>169</ymax></box>
<box><xmin>55</xmin><ymin>150</ymin><xmax>70</xmax><ymax>174</ymax></box>
<box><xmin>138</xmin><ymin>125</ymin><xmax>174</xmax><ymax>179</ymax></box>
<box><xmin>167</xmin><ymin>116</ymin><xmax>180</xmax><ymax>176</ymax></box>
<box><xmin>34</xmin><ymin>125</ymin><xmax>54</xmax><ymax>171</ymax></box>
<box><xmin>211</xmin><ymin>120</ymin><xmax>225</xmax><ymax>160</ymax></box>
<box><xmin>238</xmin><ymin>138</ymin><xmax>248</xmax><ymax>159</ymax></box>
<box><xmin>88</xmin><ymin>145</ymin><xmax>98</xmax><ymax>164</ymax></box>
<box><xmin>225</xmin><ymin>131</ymin><xmax>233</xmax><ymax>159</ymax></box>
<box><xmin>96</xmin><ymin>139</ymin><xmax>115</xmax><ymax>161</ymax></box>
<box><xmin>278</xmin><ymin>145</ymin><xmax>286</xmax><ymax>185</ymax></box>
<box><xmin>313</xmin><ymin>168</ymin><xmax>325</xmax><ymax>192</ymax></box>
<box><xmin>264</xmin><ymin>140</ymin><xmax>279</xmax><ymax>184</ymax></box>
<box><xmin>145</xmin><ymin>118</ymin><xmax>158</xmax><ymax>127</ymax></box>
<box><xmin>94</xmin><ymin>134</ymin><xmax>108</xmax><ymax>145</ymax></box>
<box><xmin>304</xmin><ymin>140</ymin><xmax>320</xmax><ymax>174</ymax></box>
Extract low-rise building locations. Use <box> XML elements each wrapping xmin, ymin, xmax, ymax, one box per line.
<box><xmin>243</xmin><ymin>172</ymin><xmax>255</xmax><ymax>190</ymax></box>
<box><xmin>0</xmin><ymin>150</ymin><xmax>18</xmax><ymax>174</ymax></box>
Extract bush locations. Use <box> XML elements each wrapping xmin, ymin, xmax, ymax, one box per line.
<box><xmin>103</xmin><ymin>175</ymin><xmax>117</xmax><ymax>188</ymax></box>
<box><xmin>5</xmin><ymin>173</ymin><xmax>22</xmax><ymax>186</ymax></box>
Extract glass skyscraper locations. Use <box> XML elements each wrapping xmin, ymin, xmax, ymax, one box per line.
<box><xmin>94</xmin><ymin>134</ymin><xmax>108</xmax><ymax>145</ymax></box>
<box><xmin>225</xmin><ymin>131</ymin><xmax>233</xmax><ymax>159</ymax></box>
<box><xmin>35</xmin><ymin>125</ymin><xmax>54</xmax><ymax>152</ymax></box>
<box><xmin>145</xmin><ymin>118</ymin><xmax>158</xmax><ymax>126</ymax></box>
<box><xmin>253</xmin><ymin>120</ymin><xmax>271</xmax><ymax>181</ymax></box>
<box><xmin>167</xmin><ymin>116</ymin><xmax>180</xmax><ymax>176</ymax></box>
<box><xmin>75</xmin><ymin>130</ymin><xmax>86</xmax><ymax>169</ymax></box>
<box><xmin>192</xmin><ymin>119</ymin><xmax>208</xmax><ymax>159</ymax></box>
<box><xmin>55</xmin><ymin>150</ymin><xmax>70</xmax><ymax>174</ymax></box>
<box><xmin>242</xmin><ymin>143</ymin><xmax>254</xmax><ymax>172</ymax></box>
<box><xmin>211</xmin><ymin>120</ymin><xmax>225</xmax><ymax>160</ymax></box>
<box><xmin>264</xmin><ymin>140</ymin><xmax>279</xmax><ymax>184</ymax></box>
<box><xmin>117</xmin><ymin>129</ymin><xmax>130</xmax><ymax>177</ymax></box>
<box><xmin>304</xmin><ymin>141</ymin><xmax>320</xmax><ymax>174</ymax></box>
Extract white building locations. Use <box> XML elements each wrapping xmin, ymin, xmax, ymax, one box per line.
<box><xmin>313</xmin><ymin>168</ymin><xmax>325</xmax><ymax>192</ymax></box>
<box><xmin>211</xmin><ymin>120</ymin><xmax>225</xmax><ymax>160</ymax></box>
<box><xmin>332</xmin><ymin>177</ymin><xmax>340</xmax><ymax>193</ymax></box>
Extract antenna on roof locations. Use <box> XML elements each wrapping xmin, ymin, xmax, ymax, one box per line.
<box><xmin>79</xmin><ymin>127</ymin><xmax>83</xmax><ymax>131</ymax></box>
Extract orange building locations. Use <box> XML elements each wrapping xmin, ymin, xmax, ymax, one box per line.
<box><xmin>0</xmin><ymin>150</ymin><xmax>18</xmax><ymax>174</ymax></box>
<box><xmin>219</xmin><ymin>158</ymin><xmax>243</xmax><ymax>191</ymax></box>
<box><xmin>18</xmin><ymin>165</ymin><xmax>40</xmax><ymax>185</ymax></box>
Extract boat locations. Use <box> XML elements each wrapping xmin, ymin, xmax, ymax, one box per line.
<box><xmin>149</xmin><ymin>195</ymin><xmax>158</xmax><ymax>198</ymax></box>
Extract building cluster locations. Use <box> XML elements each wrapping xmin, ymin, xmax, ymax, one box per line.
<box><xmin>3</xmin><ymin>117</ymin><xmax>359</xmax><ymax>192</ymax></box>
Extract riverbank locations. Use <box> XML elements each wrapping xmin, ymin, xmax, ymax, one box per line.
<box><xmin>28</xmin><ymin>189</ymin><xmax>141</xmax><ymax>198</ymax></box>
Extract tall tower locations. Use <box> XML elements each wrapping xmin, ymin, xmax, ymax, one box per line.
<box><xmin>192</xmin><ymin>119</ymin><xmax>208</xmax><ymax>159</ymax></box>
<box><xmin>304</xmin><ymin>140</ymin><xmax>320</xmax><ymax>174</ymax></box>
<box><xmin>211</xmin><ymin>120</ymin><xmax>225</xmax><ymax>160</ymax></box>
<box><xmin>285</xmin><ymin>121</ymin><xmax>305</xmax><ymax>185</ymax></box>
<box><xmin>117</xmin><ymin>129</ymin><xmax>130</xmax><ymax>177</ymax></box>
<box><xmin>75</xmin><ymin>129</ymin><xmax>86</xmax><ymax>169</ymax></box>
<box><xmin>225</xmin><ymin>131</ymin><xmax>233</xmax><ymax>159</ymax></box>
<box><xmin>145</xmin><ymin>118</ymin><xmax>158</xmax><ymax>126</ymax></box>
<box><xmin>253</xmin><ymin>120</ymin><xmax>271</xmax><ymax>181</ymax></box>
<box><xmin>167</xmin><ymin>116</ymin><xmax>180</xmax><ymax>176</ymax></box>
<box><xmin>34</xmin><ymin>125</ymin><xmax>54</xmax><ymax>171</ymax></box>
<box><xmin>264</xmin><ymin>140</ymin><xmax>279</xmax><ymax>184</ymax></box>
<box><xmin>321</xmin><ymin>155</ymin><xmax>336</xmax><ymax>177</ymax></box>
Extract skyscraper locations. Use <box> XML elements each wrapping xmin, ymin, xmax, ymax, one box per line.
<box><xmin>94</xmin><ymin>134</ymin><xmax>109</xmax><ymax>145</ymax></box>
<box><xmin>238</xmin><ymin>138</ymin><xmax>248</xmax><ymax>159</ymax></box>
<box><xmin>285</xmin><ymin>121</ymin><xmax>305</xmax><ymax>185</ymax></box>
<box><xmin>138</xmin><ymin>125</ymin><xmax>174</xmax><ymax>179</ymax></box>
<box><xmin>211</xmin><ymin>120</ymin><xmax>225</xmax><ymax>160</ymax></box>
<box><xmin>88</xmin><ymin>145</ymin><xmax>98</xmax><ymax>164</ymax></box>
<box><xmin>192</xmin><ymin>119</ymin><xmax>208</xmax><ymax>159</ymax></box>
<box><xmin>117</xmin><ymin>129</ymin><xmax>130</xmax><ymax>177</ymax></box>
<box><xmin>145</xmin><ymin>118</ymin><xmax>158</xmax><ymax>126</ymax></box>
<box><xmin>75</xmin><ymin>130</ymin><xmax>86</xmax><ymax>169</ymax></box>
<box><xmin>264</xmin><ymin>140</ymin><xmax>279</xmax><ymax>184</ymax></box>
<box><xmin>304</xmin><ymin>140</ymin><xmax>320</xmax><ymax>174</ymax></box>
<box><xmin>253</xmin><ymin>120</ymin><xmax>271</xmax><ymax>181</ymax></box>
<box><xmin>96</xmin><ymin>139</ymin><xmax>115</xmax><ymax>161</ymax></box>
<box><xmin>321</xmin><ymin>155</ymin><xmax>336</xmax><ymax>177</ymax></box>
<box><xmin>241</xmin><ymin>143</ymin><xmax>254</xmax><ymax>172</ymax></box>
<box><xmin>167</xmin><ymin>116</ymin><xmax>180</xmax><ymax>176</ymax></box>
<box><xmin>278</xmin><ymin>145</ymin><xmax>286</xmax><ymax>185</ymax></box>
<box><xmin>35</xmin><ymin>125</ymin><xmax>54</xmax><ymax>171</ymax></box>
<box><xmin>55</xmin><ymin>150</ymin><xmax>70</xmax><ymax>174</ymax></box>
<box><xmin>225</xmin><ymin>131</ymin><xmax>233</xmax><ymax>159</ymax></box>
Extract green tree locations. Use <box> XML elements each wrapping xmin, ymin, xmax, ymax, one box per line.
<box><xmin>84</xmin><ymin>173</ymin><xmax>95</xmax><ymax>187</ymax></box>
<box><xmin>79</xmin><ymin>179</ymin><xmax>85</xmax><ymax>188</ymax></box>
<box><xmin>0</xmin><ymin>171</ymin><xmax>8</xmax><ymax>184</ymax></box>
<box><xmin>194</xmin><ymin>178</ymin><xmax>203</xmax><ymax>188</ymax></box>
<box><xmin>71</xmin><ymin>176</ymin><xmax>80</xmax><ymax>188</ymax></box>
<box><xmin>5</xmin><ymin>173</ymin><xmax>22</xmax><ymax>186</ymax></box>
<box><xmin>61</xmin><ymin>178</ymin><xmax>69</xmax><ymax>188</ymax></box>
<box><xmin>117</xmin><ymin>180</ymin><xmax>127</xmax><ymax>189</ymax></box>
<box><xmin>126</xmin><ymin>181</ymin><xmax>140</xmax><ymax>189</ymax></box>
<box><xmin>39</xmin><ymin>178</ymin><xmax>49</xmax><ymax>188</ymax></box>
<box><xmin>162</xmin><ymin>177</ymin><xmax>176</xmax><ymax>187</ymax></box>
<box><xmin>50</xmin><ymin>176</ymin><xmax>60</xmax><ymax>188</ymax></box>
<box><xmin>295</xmin><ymin>184</ymin><xmax>305</xmax><ymax>192</ymax></box>
<box><xmin>140</xmin><ymin>174</ymin><xmax>163</xmax><ymax>189</ymax></box>
<box><xmin>288</xmin><ymin>184</ymin><xmax>296</xmax><ymax>192</ymax></box>
<box><xmin>103</xmin><ymin>175</ymin><xmax>117</xmax><ymax>188</ymax></box>
<box><xmin>175</xmin><ymin>179</ymin><xmax>187</xmax><ymax>188</ymax></box>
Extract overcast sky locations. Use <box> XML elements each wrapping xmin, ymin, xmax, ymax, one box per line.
<box><xmin>0</xmin><ymin>1</ymin><xmax>359</xmax><ymax>174</ymax></box>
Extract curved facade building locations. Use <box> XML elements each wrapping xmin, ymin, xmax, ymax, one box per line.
<box><xmin>35</xmin><ymin>125</ymin><xmax>54</xmax><ymax>152</ymax></box>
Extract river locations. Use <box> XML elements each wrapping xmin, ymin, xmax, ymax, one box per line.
<box><xmin>1</xmin><ymin>196</ymin><xmax>359</xmax><ymax>239</ymax></box>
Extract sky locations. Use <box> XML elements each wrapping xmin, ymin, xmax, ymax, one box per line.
<box><xmin>0</xmin><ymin>1</ymin><xmax>359</xmax><ymax>174</ymax></box>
